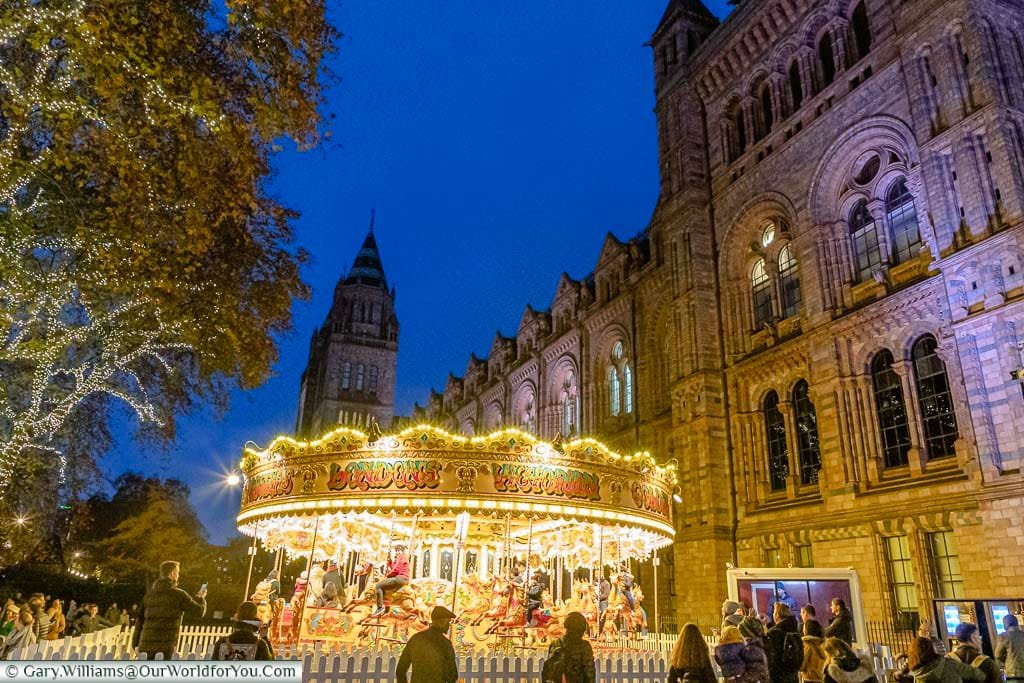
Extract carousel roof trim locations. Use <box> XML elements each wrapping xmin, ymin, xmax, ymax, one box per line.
<box><xmin>242</xmin><ymin>424</ymin><xmax>677</xmax><ymax>480</ymax></box>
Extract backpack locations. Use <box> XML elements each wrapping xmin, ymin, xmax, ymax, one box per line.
<box><xmin>215</xmin><ymin>636</ymin><xmax>257</xmax><ymax>661</ymax></box>
<box><xmin>781</xmin><ymin>632</ymin><xmax>804</xmax><ymax>672</ymax></box>
<box><xmin>542</xmin><ymin>644</ymin><xmax>567</xmax><ymax>683</ymax></box>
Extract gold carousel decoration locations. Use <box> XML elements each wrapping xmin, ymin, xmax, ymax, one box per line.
<box><xmin>237</xmin><ymin>425</ymin><xmax>676</xmax><ymax>650</ymax></box>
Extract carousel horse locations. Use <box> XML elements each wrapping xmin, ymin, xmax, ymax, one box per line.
<box><xmin>456</xmin><ymin>574</ymin><xmax>493</xmax><ymax>623</ymax></box>
<box><xmin>568</xmin><ymin>578</ymin><xmax>597</xmax><ymax>623</ymax></box>
<box><xmin>250</xmin><ymin>577</ymin><xmax>281</xmax><ymax>631</ymax></box>
<box><xmin>351</xmin><ymin>562</ymin><xmax>427</xmax><ymax>627</ymax></box>
<box><xmin>306</xmin><ymin>565</ymin><xmax>326</xmax><ymax>608</ymax></box>
<box><xmin>471</xmin><ymin>574</ymin><xmax>511</xmax><ymax>624</ymax></box>
<box><xmin>605</xmin><ymin>571</ymin><xmax>646</xmax><ymax>634</ymax></box>
<box><xmin>482</xmin><ymin>574</ymin><xmax>525</xmax><ymax>634</ymax></box>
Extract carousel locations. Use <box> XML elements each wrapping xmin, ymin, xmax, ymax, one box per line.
<box><xmin>236</xmin><ymin>425</ymin><xmax>676</xmax><ymax>651</ymax></box>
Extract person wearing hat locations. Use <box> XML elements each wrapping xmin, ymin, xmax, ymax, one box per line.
<box><xmin>373</xmin><ymin>544</ymin><xmax>410</xmax><ymax>617</ymax></box>
<box><xmin>768</xmin><ymin>582</ymin><xmax>798</xmax><ymax>621</ymax></box>
<box><xmin>395</xmin><ymin>605</ymin><xmax>458</xmax><ymax>683</ymax></box>
<box><xmin>722</xmin><ymin>599</ymin><xmax>744</xmax><ymax>630</ymax></box>
<box><xmin>210</xmin><ymin>602</ymin><xmax>274</xmax><ymax>661</ymax></box>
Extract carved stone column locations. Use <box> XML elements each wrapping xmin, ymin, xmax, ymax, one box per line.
<box><xmin>866</xmin><ymin>198</ymin><xmax>890</xmax><ymax>268</ymax></box>
<box><xmin>780</xmin><ymin>399</ymin><xmax>801</xmax><ymax>497</ymax></box>
<box><xmin>798</xmin><ymin>48</ymin><xmax>817</xmax><ymax>97</ymax></box>
<box><xmin>831</xmin><ymin>22</ymin><xmax>850</xmax><ymax>73</ymax></box>
<box><xmin>769</xmin><ymin>74</ymin><xmax>786</xmax><ymax>127</ymax></box>
<box><xmin>857</xmin><ymin>374</ymin><xmax>884</xmax><ymax>484</ymax></box>
<box><xmin>720</xmin><ymin>119</ymin><xmax>733</xmax><ymax>164</ymax></box>
<box><xmin>742</xmin><ymin>97</ymin><xmax>757</xmax><ymax>152</ymax></box>
<box><xmin>893</xmin><ymin>359</ymin><xmax>926</xmax><ymax>475</ymax></box>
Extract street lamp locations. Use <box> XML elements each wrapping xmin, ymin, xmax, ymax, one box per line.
<box><xmin>222</xmin><ymin>470</ymin><xmax>259</xmax><ymax>601</ymax></box>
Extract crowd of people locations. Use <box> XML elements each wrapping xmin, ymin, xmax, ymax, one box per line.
<box><xmin>0</xmin><ymin>593</ymin><xmax>135</xmax><ymax>659</ymax></box>
<box><xmin>699</xmin><ymin>592</ymin><xmax>1024</xmax><ymax>683</ymax></box>
<box><xmin>4</xmin><ymin>556</ymin><xmax>1024</xmax><ymax>683</ymax></box>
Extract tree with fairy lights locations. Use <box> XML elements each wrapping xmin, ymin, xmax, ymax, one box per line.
<box><xmin>0</xmin><ymin>0</ymin><xmax>337</xmax><ymax>560</ymax></box>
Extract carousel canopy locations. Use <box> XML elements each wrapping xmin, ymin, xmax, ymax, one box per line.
<box><xmin>237</xmin><ymin>426</ymin><xmax>676</xmax><ymax>567</ymax></box>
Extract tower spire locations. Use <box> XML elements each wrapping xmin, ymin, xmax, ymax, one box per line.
<box><xmin>344</xmin><ymin>215</ymin><xmax>387</xmax><ymax>287</ymax></box>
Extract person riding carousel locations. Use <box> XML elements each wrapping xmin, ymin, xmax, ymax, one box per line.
<box><xmin>371</xmin><ymin>543</ymin><xmax>410</xmax><ymax>617</ymax></box>
<box><xmin>618</xmin><ymin>562</ymin><xmax>636</xmax><ymax>611</ymax></box>
<box><xmin>525</xmin><ymin>573</ymin><xmax>545</xmax><ymax>626</ymax></box>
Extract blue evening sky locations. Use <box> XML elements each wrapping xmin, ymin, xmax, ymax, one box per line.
<box><xmin>109</xmin><ymin>0</ymin><xmax>734</xmax><ymax>543</ymax></box>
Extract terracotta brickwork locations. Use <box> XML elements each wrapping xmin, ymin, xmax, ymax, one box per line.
<box><xmin>417</xmin><ymin>0</ymin><xmax>1024</xmax><ymax>630</ymax></box>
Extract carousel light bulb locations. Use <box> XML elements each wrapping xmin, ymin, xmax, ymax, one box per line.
<box><xmin>226</xmin><ymin>472</ymin><xmax>241</xmax><ymax>486</ymax></box>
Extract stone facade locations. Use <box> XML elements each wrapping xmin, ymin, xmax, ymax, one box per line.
<box><xmin>297</xmin><ymin>227</ymin><xmax>399</xmax><ymax>436</ymax></box>
<box><xmin>416</xmin><ymin>0</ymin><xmax>1024</xmax><ymax>631</ymax></box>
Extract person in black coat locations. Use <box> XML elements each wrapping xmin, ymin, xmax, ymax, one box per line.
<box><xmin>824</xmin><ymin>599</ymin><xmax>856</xmax><ymax>645</ymax></box>
<box><xmin>767</xmin><ymin>603</ymin><xmax>802</xmax><ymax>683</ymax></box>
<box><xmin>132</xmin><ymin>561</ymin><xmax>206</xmax><ymax>661</ymax></box>
<box><xmin>525</xmin><ymin>575</ymin><xmax>545</xmax><ymax>626</ymax></box>
<box><xmin>396</xmin><ymin>606</ymin><xmax>458</xmax><ymax>683</ymax></box>
<box><xmin>211</xmin><ymin>603</ymin><xmax>274</xmax><ymax>661</ymax></box>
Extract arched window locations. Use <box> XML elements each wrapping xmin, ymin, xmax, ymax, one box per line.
<box><xmin>912</xmin><ymin>336</ymin><xmax>959</xmax><ymax>459</ymax></box>
<box><xmin>521</xmin><ymin>394</ymin><xmax>537</xmax><ymax>433</ymax></box>
<box><xmin>608</xmin><ymin>367</ymin><xmax>621</xmax><ymax>416</ymax></box>
<box><xmin>819</xmin><ymin>31</ymin><xmax>837</xmax><ymax>87</ymax></box>
<box><xmin>731</xmin><ymin>103</ymin><xmax>747</xmax><ymax>160</ymax></box>
<box><xmin>850</xmin><ymin>200</ymin><xmax>882</xmax><ymax>281</ymax></box>
<box><xmin>850</xmin><ymin>1</ymin><xmax>872</xmax><ymax>62</ymax></box>
<box><xmin>355</xmin><ymin>363</ymin><xmax>365</xmax><ymax>391</ymax></box>
<box><xmin>608</xmin><ymin>342</ymin><xmax>632</xmax><ymax>416</ymax></box>
<box><xmin>871</xmin><ymin>349</ymin><xmax>912</xmax><ymax>468</ymax></box>
<box><xmin>758</xmin><ymin>83</ymin><xmax>774</xmax><ymax>139</ymax></box>
<box><xmin>341</xmin><ymin>362</ymin><xmax>351</xmax><ymax>390</ymax></box>
<box><xmin>792</xmin><ymin>380</ymin><xmax>821</xmax><ymax>485</ymax></box>
<box><xmin>779</xmin><ymin>244</ymin><xmax>801</xmax><ymax>318</ymax></box>
<box><xmin>561</xmin><ymin>372</ymin><xmax>579</xmax><ymax>437</ymax></box>
<box><xmin>764</xmin><ymin>391</ymin><xmax>789</xmax><ymax>491</ymax></box>
<box><xmin>368</xmin><ymin>365</ymin><xmax>379</xmax><ymax>393</ymax></box>
<box><xmin>886</xmin><ymin>179</ymin><xmax>922</xmax><ymax>265</ymax></box>
<box><xmin>789</xmin><ymin>60</ymin><xmax>804</xmax><ymax>111</ymax></box>
<box><xmin>624</xmin><ymin>364</ymin><xmax>634</xmax><ymax>414</ymax></box>
<box><xmin>752</xmin><ymin>258</ymin><xmax>773</xmax><ymax>328</ymax></box>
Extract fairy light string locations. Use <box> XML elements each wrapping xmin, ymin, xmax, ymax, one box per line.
<box><xmin>0</xmin><ymin>233</ymin><xmax>191</xmax><ymax>483</ymax></box>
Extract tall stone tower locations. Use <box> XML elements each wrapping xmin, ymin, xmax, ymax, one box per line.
<box><xmin>296</xmin><ymin>221</ymin><xmax>399</xmax><ymax>437</ymax></box>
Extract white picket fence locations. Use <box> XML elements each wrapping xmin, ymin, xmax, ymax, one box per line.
<box><xmin>7</xmin><ymin>624</ymin><xmax>902</xmax><ymax>683</ymax></box>
<box><xmin>10</xmin><ymin>625</ymin><xmax>131</xmax><ymax>660</ymax></box>
<box><xmin>17</xmin><ymin>648</ymin><xmax>669</xmax><ymax>683</ymax></box>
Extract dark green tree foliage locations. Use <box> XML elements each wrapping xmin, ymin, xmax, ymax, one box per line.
<box><xmin>78</xmin><ymin>473</ymin><xmax>210</xmax><ymax>581</ymax></box>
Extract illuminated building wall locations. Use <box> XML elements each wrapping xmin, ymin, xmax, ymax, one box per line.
<box><xmin>419</xmin><ymin>0</ymin><xmax>1024</xmax><ymax>630</ymax></box>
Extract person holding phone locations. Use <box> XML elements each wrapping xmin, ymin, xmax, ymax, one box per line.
<box><xmin>133</xmin><ymin>560</ymin><xmax>207</xmax><ymax>661</ymax></box>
